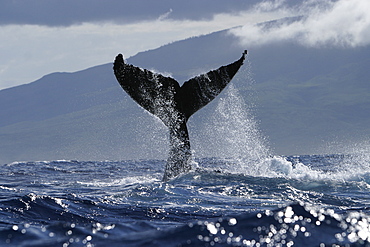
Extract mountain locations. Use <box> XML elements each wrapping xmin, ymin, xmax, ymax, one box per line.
<box><xmin>1</xmin><ymin>28</ymin><xmax>370</xmax><ymax>164</ymax></box>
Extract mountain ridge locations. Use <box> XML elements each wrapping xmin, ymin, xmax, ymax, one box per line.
<box><xmin>1</xmin><ymin>27</ymin><xmax>370</xmax><ymax>164</ymax></box>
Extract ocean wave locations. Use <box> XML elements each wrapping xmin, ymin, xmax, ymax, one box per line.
<box><xmin>2</xmin><ymin>202</ymin><xmax>369</xmax><ymax>246</ymax></box>
<box><xmin>1</xmin><ymin>156</ymin><xmax>370</xmax><ymax>246</ymax></box>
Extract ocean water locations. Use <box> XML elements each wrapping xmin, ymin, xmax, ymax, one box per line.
<box><xmin>1</xmin><ymin>154</ymin><xmax>370</xmax><ymax>247</ymax></box>
<box><xmin>2</xmin><ymin>67</ymin><xmax>370</xmax><ymax>246</ymax></box>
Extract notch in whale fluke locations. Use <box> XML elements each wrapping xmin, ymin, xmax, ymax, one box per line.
<box><xmin>113</xmin><ymin>50</ymin><xmax>247</xmax><ymax>181</ymax></box>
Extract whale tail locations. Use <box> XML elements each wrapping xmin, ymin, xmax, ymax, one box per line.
<box><xmin>113</xmin><ymin>51</ymin><xmax>247</xmax><ymax>181</ymax></box>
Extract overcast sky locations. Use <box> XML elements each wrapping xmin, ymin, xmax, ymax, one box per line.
<box><xmin>1</xmin><ymin>0</ymin><xmax>369</xmax><ymax>90</ymax></box>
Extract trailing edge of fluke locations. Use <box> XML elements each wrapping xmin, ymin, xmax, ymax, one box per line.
<box><xmin>113</xmin><ymin>50</ymin><xmax>247</xmax><ymax>181</ymax></box>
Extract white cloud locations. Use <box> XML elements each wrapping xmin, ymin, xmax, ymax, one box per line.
<box><xmin>157</xmin><ymin>9</ymin><xmax>173</xmax><ymax>21</ymax></box>
<box><xmin>256</xmin><ymin>0</ymin><xmax>287</xmax><ymax>12</ymax></box>
<box><xmin>230</xmin><ymin>0</ymin><xmax>370</xmax><ymax>48</ymax></box>
<box><xmin>0</xmin><ymin>9</ymin><xmax>286</xmax><ymax>90</ymax></box>
<box><xmin>3</xmin><ymin>0</ymin><xmax>369</xmax><ymax>90</ymax></box>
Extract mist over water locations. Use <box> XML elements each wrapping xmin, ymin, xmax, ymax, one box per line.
<box><xmin>331</xmin><ymin>141</ymin><xmax>370</xmax><ymax>182</ymax></box>
<box><xmin>198</xmin><ymin>59</ymin><xmax>271</xmax><ymax>175</ymax></box>
<box><xmin>211</xmin><ymin>84</ymin><xmax>269</xmax><ymax>170</ymax></box>
<box><xmin>197</xmin><ymin>58</ymin><xmax>370</xmax><ymax>184</ymax></box>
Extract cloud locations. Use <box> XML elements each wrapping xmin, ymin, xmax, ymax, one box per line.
<box><xmin>230</xmin><ymin>0</ymin><xmax>370</xmax><ymax>48</ymax></box>
<box><xmin>0</xmin><ymin>0</ymin><xmax>166</xmax><ymax>26</ymax></box>
<box><xmin>0</xmin><ymin>0</ymin><xmax>261</xmax><ymax>27</ymax></box>
<box><xmin>158</xmin><ymin>9</ymin><xmax>173</xmax><ymax>21</ymax></box>
<box><xmin>0</xmin><ymin>8</ymin><xmax>288</xmax><ymax>90</ymax></box>
<box><xmin>256</xmin><ymin>0</ymin><xmax>287</xmax><ymax>11</ymax></box>
<box><xmin>0</xmin><ymin>0</ymin><xmax>299</xmax><ymax>90</ymax></box>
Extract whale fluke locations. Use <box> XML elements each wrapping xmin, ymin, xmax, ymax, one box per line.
<box><xmin>113</xmin><ymin>51</ymin><xmax>247</xmax><ymax>181</ymax></box>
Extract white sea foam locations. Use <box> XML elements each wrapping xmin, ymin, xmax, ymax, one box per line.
<box><xmin>248</xmin><ymin>154</ymin><xmax>370</xmax><ymax>184</ymax></box>
<box><xmin>0</xmin><ymin>185</ymin><xmax>19</xmax><ymax>191</ymax></box>
<box><xmin>77</xmin><ymin>175</ymin><xmax>159</xmax><ymax>187</ymax></box>
<box><xmin>201</xmin><ymin>61</ymin><xmax>370</xmax><ymax>184</ymax></box>
<box><xmin>257</xmin><ymin>156</ymin><xmax>327</xmax><ymax>180</ymax></box>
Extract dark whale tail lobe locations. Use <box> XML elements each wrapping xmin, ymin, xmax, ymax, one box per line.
<box><xmin>113</xmin><ymin>51</ymin><xmax>247</xmax><ymax>181</ymax></box>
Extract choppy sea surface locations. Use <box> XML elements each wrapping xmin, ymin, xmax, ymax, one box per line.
<box><xmin>2</xmin><ymin>74</ymin><xmax>370</xmax><ymax>246</ymax></box>
<box><xmin>1</xmin><ymin>154</ymin><xmax>370</xmax><ymax>247</ymax></box>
